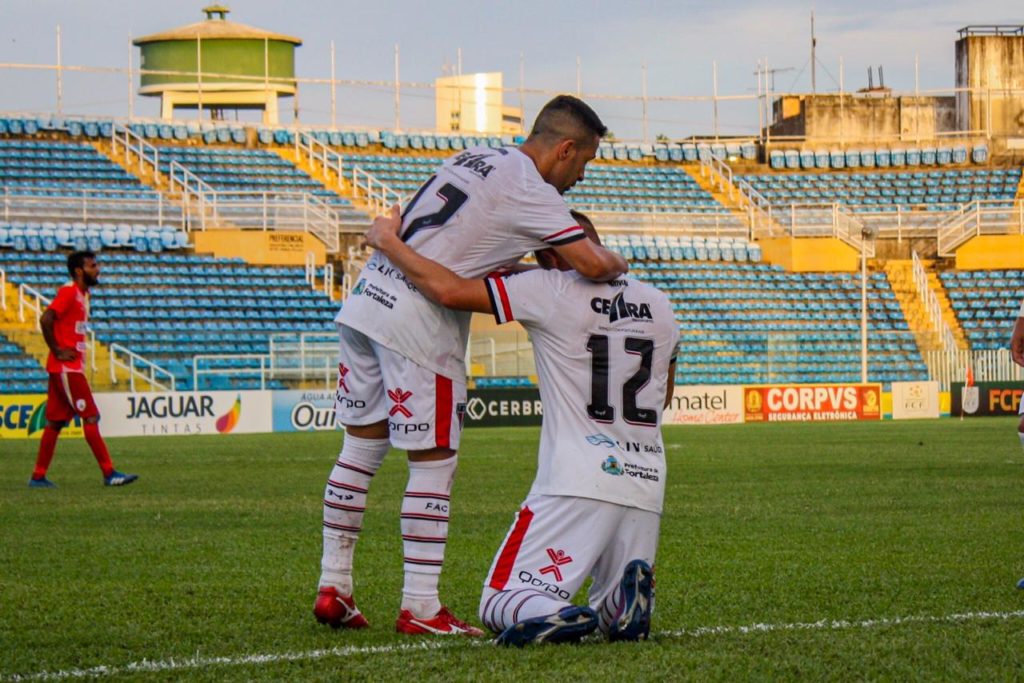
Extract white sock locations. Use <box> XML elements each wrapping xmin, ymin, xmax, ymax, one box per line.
<box><xmin>319</xmin><ymin>434</ymin><xmax>390</xmax><ymax>594</ymax></box>
<box><xmin>1018</xmin><ymin>430</ymin><xmax>1024</xmax><ymax>452</ymax></box>
<box><xmin>479</xmin><ymin>588</ymin><xmax>571</xmax><ymax>633</ymax></box>
<box><xmin>400</xmin><ymin>455</ymin><xmax>457</xmax><ymax>618</ymax></box>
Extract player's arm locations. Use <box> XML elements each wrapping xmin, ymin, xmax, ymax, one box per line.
<box><xmin>664</xmin><ymin>358</ymin><xmax>677</xmax><ymax>410</ymax></box>
<box><xmin>1011</xmin><ymin>305</ymin><xmax>1024</xmax><ymax>368</ymax></box>
<box><xmin>550</xmin><ymin>238</ymin><xmax>627</xmax><ymax>282</ymax></box>
<box><xmin>363</xmin><ymin>206</ymin><xmax>491</xmax><ymax>313</ymax></box>
<box><xmin>39</xmin><ymin>308</ymin><xmax>76</xmax><ymax>361</ymax></box>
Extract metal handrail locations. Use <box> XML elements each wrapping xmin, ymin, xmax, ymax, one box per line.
<box><xmin>192</xmin><ymin>353</ymin><xmax>269</xmax><ymax>391</ymax></box>
<box><xmin>351</xmin><ymin>166</ymin><xmax>405</xmax><ymax>215</ymax></box>
<box><xmin>109</xmin><ymin>343</ymin><xmax>176</xmax><ymax>392</ymax></box>
<box><xmin>111</xmin><ymin>122</ymin><xmax>161</xmax><ymax>179</ymax></box>
<box><xmin>910</xmin><ymin>251</ymin><xmax>958</xmax><ymax>351</ymax></box>
<box><xmin>295</xmin><ymin>131</ymin><xmax>345</xmax><ymax>184</ymax></box>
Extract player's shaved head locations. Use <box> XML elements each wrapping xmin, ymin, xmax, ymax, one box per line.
<box><xmin>528</xmin><ymin>95</ymin><xmax>608</xmax><ymax>146</ymax></box>
<box><xmin>569</xmin><ymin>210</ymin><xmax>602</xmax><ymax>247</ymax></box>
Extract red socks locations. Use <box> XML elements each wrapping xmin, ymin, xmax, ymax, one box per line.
<box><xmin>32</xmin><ymin>426</ymin><xmax>60</xmax><ymax>479</ymax></box>
<box><xmin>82</xmin><ymin>422</ymin><xmax>114</xmax><ymax>477</ymax></box>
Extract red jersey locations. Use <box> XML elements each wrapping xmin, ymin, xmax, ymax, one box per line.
<box><xmin>46</xmin><ymin>282</ymin><xmax>88</xmax><ymax>373</ymax></box>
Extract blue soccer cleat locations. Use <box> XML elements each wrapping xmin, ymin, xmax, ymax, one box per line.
<box><xmin>495</xmin><ymin>605</ymin><xmax>599</xmax><ymax>647</ymax></box>
<box><xmin>609</xmin><ymin>559</ymin><xmax>654</xmax><ymax>642</ymax></box>
<box><xmin>104</xmin><ymin>470</ymin><xmax>139</xmax><ymax>487</ymax></box>
<box><xmin>28</xmin><ymin>476</ymin><xmax>57</xmax><ymax>489</ymax></box>
<box><xmin>1017</xmin><ymin>577</ymin><xmax>1024</xmax><ymax>590</ymax></box>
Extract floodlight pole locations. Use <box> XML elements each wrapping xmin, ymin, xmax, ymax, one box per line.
<box><xmin>330</xmin><ymin>41</ymin><xmax>337</xmax><ymax>128</ymax></box>
<box><xmin>56</xmin><ymin>25</ymin><xmax>63</xmax><ymax>115</ymax></box>
<box><xmin>860</xmin><ymin>235</ymin><xmax>868</xmax><ymax>383</ymax></box>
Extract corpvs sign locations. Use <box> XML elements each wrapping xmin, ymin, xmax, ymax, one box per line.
<box><xmin>744</xmin><ymin>384</ymin><xmax>882</xmax><ymax>422</ymax></box>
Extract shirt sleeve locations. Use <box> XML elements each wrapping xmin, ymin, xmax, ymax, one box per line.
<box><xmin>503</xmin><ymin>178</ymin><xmax>586</xmax><ymax>247</ymax></box>
<box><xmin>484</xmin><ymin>270</ymin><xmax>561</xmax><ymax>326</ymax></box>
<box><xmin>48</xmin><ymin>284</ymin><xmax>74</xmax><ymax>317</ymax></box>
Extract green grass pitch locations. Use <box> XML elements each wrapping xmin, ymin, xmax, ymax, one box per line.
<box><xmin>2</xmin><ymin>419</ymin><xmax>1024</xmax><ymax>681</ymax></box>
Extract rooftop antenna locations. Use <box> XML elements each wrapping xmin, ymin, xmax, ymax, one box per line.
<box><xmin>878</xmin><ymin>65</ymin><xmax>885</xmax><ymax>89</ymax></box>
<box><xmin>811</xmin><ymin>10</ymin><xmax>817</xmax><ymax>94</ymax></box>
<box><xmin>867</xmin><ymin>66</ymin><xmax>874</xmax><ymax>90</ymax></box>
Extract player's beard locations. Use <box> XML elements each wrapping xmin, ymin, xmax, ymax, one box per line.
<box><xmin>83</xmin><ymin>272</ymin><xmax>99</xmax><ymax>289</ymax></box>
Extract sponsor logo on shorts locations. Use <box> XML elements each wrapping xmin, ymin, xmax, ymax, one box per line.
<box><xmin>601</xmin><ymin>455</ymin><xmax>624</xmax><ymax>476</ymax></box>
<box><xmin>517</xmin><ymin>570</ymin><xmax>571</xmax><ymax>600</ymax></box>
<box><xmin>387</xmin><ymin>388</ymin><xmax>414</xmax><ymax>418</ymax></box>
<box><xmin>456</xmin><ymin>402</ymin><xmax>466</xmax><ymax>429</ymax></box>
<box><xmin>75</xmin><ymin>399</ymin><xmax>87</xmax><ymax>412</ymax></box>
<box><xmin>538</xmin><ymin>548</ymin><xmax>573</xmax><ymax>583</ymax></box>
<box><xmin>337</xmin><ymin>363</ymin><xmax>350</xmax><ymax>393</ymax></box>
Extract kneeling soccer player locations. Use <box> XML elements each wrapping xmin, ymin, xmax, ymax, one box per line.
<box><xmin>28</xmin><ymin>250</ymin><xmax>137</xmax><ymax>489</ymax></box>
<box><xmin>364</xmin><ymin>207</ymin><xmax>678</xmax><ymax>645</ymax></box>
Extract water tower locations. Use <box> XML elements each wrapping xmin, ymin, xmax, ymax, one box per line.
<box><xmin>134</xmin><ymin>5</ymin><xmax>301</xmax><ymax>124</ymax></box>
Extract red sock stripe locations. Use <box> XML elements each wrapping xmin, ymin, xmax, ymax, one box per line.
<box><xmin>324</xmin><ymin>500</ymin><xmax>365</xmax><ymax>512</ymax></box>
<box><xmin>435</xmin><ymin>375</ymin><xmax>453</xmax><ymax>449</ymax></box>
<box><xmin>402</xmin><ymin>534</ymin><xmax>448</xmax><ymax>543</ymax></box>
<box><xmin>400</xmin><ymin>512</ymin><xmax>449</xmax><ymax>522</ymax></box>
<box><xmin>328</xmin><ymin>479</ymin><xmax>369</xmax><ymax>494</ymax></box>
<box><xmin>337</xmin><ymin>461</ymin><xmax>376</xmax><ymax>477</ymax></box>
<box><xmin>488</xmin><ymin>506</ymin><xmax>534</xmax><ymax>590</ymax></box>
<box><xmin>403</xmin><ymin>491</ymin><xmax>451</xmax><ymax>500</ymax></box>
<box><xmin>404</xmin><ymin>557</ymin><xmax>444</xmax><ymax>566</ymax></box>
<box><xmin>323</xmin><ymin>520</ymin><xmax>361</xmax><ymax>533</ymax></box>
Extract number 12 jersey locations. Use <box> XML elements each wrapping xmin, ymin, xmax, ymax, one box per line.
<box><xmin>485</xmin><ymin>269</ymin><xmax>679</xmax><ymax>514</ymax></box>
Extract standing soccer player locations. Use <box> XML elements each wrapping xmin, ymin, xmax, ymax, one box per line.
<box><xmin>363</xmin><ymin>209</ymin><xmax>678</xmax><ymax>646</ymax></box>
<box><xmin>28</xmin><ymin>250</ymin><xmax>137</xmax><ymax>489</ymax></box>
<box><xmin>314</xmin><ymin>96</ymin><xmax>627</xmax><ymax>636</ymax></box>
<box><xmin>1013</xmin><ymin>299</ymin><xmax>1024</xmax><ymax>452</ymax></box>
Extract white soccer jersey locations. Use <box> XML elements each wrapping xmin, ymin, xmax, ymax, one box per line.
<box><xmin>484</xmin><ymin>270</ymin><xmax>679</xmax><ymax>513</ymax></box>
<box><xmin>337</xmin><ymin>146</ymin><xmax>584</xmax><ymax>379</ymax></box>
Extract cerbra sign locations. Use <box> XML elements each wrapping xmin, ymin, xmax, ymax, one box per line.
<box><xmin>463</xmin><ymin>388</ymin><xmax>544</xmax><ymax>427</ymax></box>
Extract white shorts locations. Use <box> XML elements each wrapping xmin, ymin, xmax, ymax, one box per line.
<box><xmin>334</xmin><ymin>323</ymin><xmax>467</xmax><ymax>451</ymax></box>
<box><xmin>481</xmin><ymin>494</ymin><xmax>660</xmax><ymax>614</ymax></box>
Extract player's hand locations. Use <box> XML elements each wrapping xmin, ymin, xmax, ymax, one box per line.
<box><xmin>1011</xmin><ymin>318</ymin><xmax>1024</xmax><ymax>367</ymax></box>
<box><xmin>55</xmin><ymin>348</ymin><xmax>78</xmax><ymax>362</ymax></box>
<box><xmin>362</xmin><ymin>204</ymin><xmax>402</xmax><ymax>251</ymax></box>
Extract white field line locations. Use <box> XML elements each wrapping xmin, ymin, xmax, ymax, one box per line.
<box><xmin>6</xmin><ymin>609</ymin><xmax>1024</xmax><ymax>681</ymax></box>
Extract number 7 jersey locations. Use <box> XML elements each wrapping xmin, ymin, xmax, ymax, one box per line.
<box><xmin>485</xmin><ymin>269</ymin><xmax>680</xmax><ymax>514</ymax></box>
<box><xmin>336</xmin><ymin>146</ymin><xmax>585</xmax><ymax>379</ymax></box>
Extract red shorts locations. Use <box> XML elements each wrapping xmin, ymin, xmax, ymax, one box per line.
<box><xmin>46</xmin><ymin>372</ymin><xmax>100</xmax><ymax>423</ymax></box>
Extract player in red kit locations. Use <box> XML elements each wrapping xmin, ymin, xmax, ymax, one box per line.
<box><xmin>28</xmin><ymin>250</ymin><xmax>138</xmax><ymax>488</ymax></box>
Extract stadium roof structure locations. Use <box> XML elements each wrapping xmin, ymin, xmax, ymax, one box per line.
<box><xmin>133</xmin><ymin>5</ymin><xmax>302</xmax><ymax>46</ymax></box>
<box><xmin>956</xmin><ymin>25</ymin><xmax>1024</xmax><ymax>38</ymax></box>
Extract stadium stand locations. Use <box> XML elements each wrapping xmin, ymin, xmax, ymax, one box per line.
<box><xmin>342</xmin><ymin>153</ymin><xmax>728</xmax><ymax>213</ymax></box>
<box><xmin>0</xmin><ymin>138</ymin><xmax>159</xmax><ymax>199</ymax></box>
<box><xmin>0</xmin><ymin>250</ymin><xmax>338</xmax><ymax>391</ymax></box>
<box><xmin>604</xmin><ymin>238</ymin><xmax>927</xmax><ymax>386</ymax></box>
<box><xmin>739</xmin><ymin>168</ymin><xmax>1020</xmax><ymax>212</ymax></box>
<box><xmin>0</xmin><ymin>331</ymin><xmax>49</xmax><ymax>394</ymax></box>
<box><xmin>939</xmin><ymin>269</ymin><xmax>1024</xmax><ymax>350</ymax></box>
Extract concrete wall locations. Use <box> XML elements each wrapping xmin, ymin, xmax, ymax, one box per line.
<box><xmin>771</xmin><ymin>94</ymin><xmax>956</xmax><ymax>143</ymax></box>
<box><xmin>955</xmin><ymin>35</ymin><xmax>1024</xmax><ymax>138</ymax></box>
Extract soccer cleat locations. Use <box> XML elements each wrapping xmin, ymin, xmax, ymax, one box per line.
<box><xmin>28</xmin><ymin>476</ymin><xmax>57</xmax><ymax>489</ymax></box>
<box><xmin>609</xmin><ymin>559</ymin><xmax>654</xmax><ymax>642</ymax></box>
<box><xmin>495</xmin><ymin>605</ymin><xmax>599</xmax><ymax>647</ymax></box>
<box><xmin>1017</xmin><ymin>578</ymin><xmax>1024</xmax><ymax>590</ymax></box>
<box><xmin>313</xmin><ymin>586</ymin><xmax>369</xmax><ymax>629</ymax></box>
<box><xmin>104</xmin><ymin>470</ymin><xmax>139</xmax><ymax>487</ymax></box>
<box><xmin>395</xmin><ymin>606</ymin><xmax>485</xmax><ymax>637</ymax></box>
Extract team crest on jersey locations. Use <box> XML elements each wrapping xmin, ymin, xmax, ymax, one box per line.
<box><xmin>601</xmin><ymin>455</ymin><xmax>624</xmax><ymax>476</ymax></box>
<box><xmin>590</xmin><ymin>292</ymin><xmax>653</xmax><ymax>323</ymax></box>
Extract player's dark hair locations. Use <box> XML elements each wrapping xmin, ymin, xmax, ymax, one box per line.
<box><xmin>528</xmin><ymin>95</ymin><xmax>607</xmax><ymax>145</ymax></box>
<box><xmin>67</xmin><ymin>250</ymin><xmax>95</xmax><ymax>278</ymax></box>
